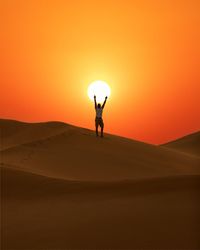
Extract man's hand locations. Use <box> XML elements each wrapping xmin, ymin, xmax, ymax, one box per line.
<box><xmin>102</xmin><ymin>96</ymin><xmax>107</xmax><ymax>109</ymax></box>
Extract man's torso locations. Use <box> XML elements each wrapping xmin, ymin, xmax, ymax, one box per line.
<box><xmin>95</xmin><ymin>107</ymin><xmax>103</xmax><ymax>118</ymax></box>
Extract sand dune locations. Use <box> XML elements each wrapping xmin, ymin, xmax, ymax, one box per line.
<box><xmin>1</xmin><ymin>119</ymin><xmax>200</xmax><ymax>249</ymax></box>
<box><xmin>162</xmin><ymin>131</ymin><xmax>200</xmax><ymax>157</ymax></box>
<box><xmin>1</xmin><ymin>119</ymin><xmax>199</xmax><ymax>181</ymax></box>
<box><xmin>2</xmin><ymin>165</ymin><xmax>200</xmax><ymax>199</ymax></box>
<box><xmin>1</xmin><ymin>165</ymin><xmax>200</xmax><ymax>249</ymax></box>
<box><xmin>0</xmin><ymin>119</ymin><xmax>70</xmax><ymax>151</ymax></box>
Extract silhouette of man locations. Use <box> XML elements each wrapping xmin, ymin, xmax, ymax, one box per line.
<box><xmin>94</xmin><ymin>95</ymin><xmax>107</xmax><ymax>137</ymax></box>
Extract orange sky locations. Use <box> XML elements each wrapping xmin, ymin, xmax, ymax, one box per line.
<box><xmin>1</xmin><ymin>0</ymin><xmax>200</xmax><ymax>144</ymax></box>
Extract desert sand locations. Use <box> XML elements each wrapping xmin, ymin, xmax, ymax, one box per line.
<box><xmin>1</xmin><ymin>119</ymin><xmax>200</xmax><ymax>249</ymax></box>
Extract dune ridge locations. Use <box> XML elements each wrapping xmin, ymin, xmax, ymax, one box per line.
<box><xmin>2</xmin><ymin>164</ymin><xmax>200</xmax><ymax>199</ymax></box>
<box><xmin>162</xmin><ymin>131</ymin><xmax>200</xmax><ymax>157</ymax></box>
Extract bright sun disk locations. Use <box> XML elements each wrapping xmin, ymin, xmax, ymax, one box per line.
<box><xmin>87</xmin><ymin>80</ymin><xmax>111</xmax><ymax>103</ymax></box>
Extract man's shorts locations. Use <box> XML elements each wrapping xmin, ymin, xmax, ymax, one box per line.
<box><xmin>95</xmin><ymin>117</ymin><xmax>104</xmax><ymax>127</ymax></box>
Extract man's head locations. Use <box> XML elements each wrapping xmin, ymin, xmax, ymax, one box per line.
<box><xmin>97</xmin><ymin>103</ymin><xmax>101</xmax><ymax>108</ymax></box>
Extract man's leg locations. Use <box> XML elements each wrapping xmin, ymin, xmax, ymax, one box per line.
<box><xmin>96</xmin><ymin>124</ymin><xmax>99</xmax><ymax>136</ymax></box>
<box><xmin>95</xmin><ymin>118</ymin><xmax>99</xmax><ymax>136</ymax></box>
<box><xmin>101</xmin><ymin>124</ymin><xmax>104</xmax><ymax>137</ymax></box>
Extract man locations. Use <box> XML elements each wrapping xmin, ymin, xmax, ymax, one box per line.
<box><xmin>94</xmin><ymin>95</ymin><xmax>107</xmax><ymax>137</ymax></box>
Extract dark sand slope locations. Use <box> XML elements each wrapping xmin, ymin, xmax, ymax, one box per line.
<box><xmin>1</xmin><ymin>166</ymin><xmax>200</xmax><ymax>249</ymax></box>
<box><xmin>1</xmin><ymin>119</ymin><xmax>200</xmax><ymax>249</ymax></box>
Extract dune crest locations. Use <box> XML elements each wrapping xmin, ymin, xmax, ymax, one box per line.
<box><xmin>162</xmin><ymin>131</ymin><xmax>200</xmax><ymax>156</ymax></box>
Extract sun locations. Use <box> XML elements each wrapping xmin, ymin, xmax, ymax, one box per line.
<box><xmin>87</xmin><ymin>80</ymin><xmax>111</xmax><ymax>103</ymax></box>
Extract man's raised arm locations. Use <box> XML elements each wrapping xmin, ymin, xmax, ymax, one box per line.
<box><xmin>102</xmin><ymin>96</ymin><xmax>108</xmax><ymax>109</ymax></box>
<box><xmin>94</xmin><ymin>95</ymin><xmax>97</xmax><ymax>109</ymax></box>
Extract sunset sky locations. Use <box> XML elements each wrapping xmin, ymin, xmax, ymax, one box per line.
<box><xmin>1</xmin><ymin>0</ymin><xmax>199</xmax><ymax>144</ymax></box>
